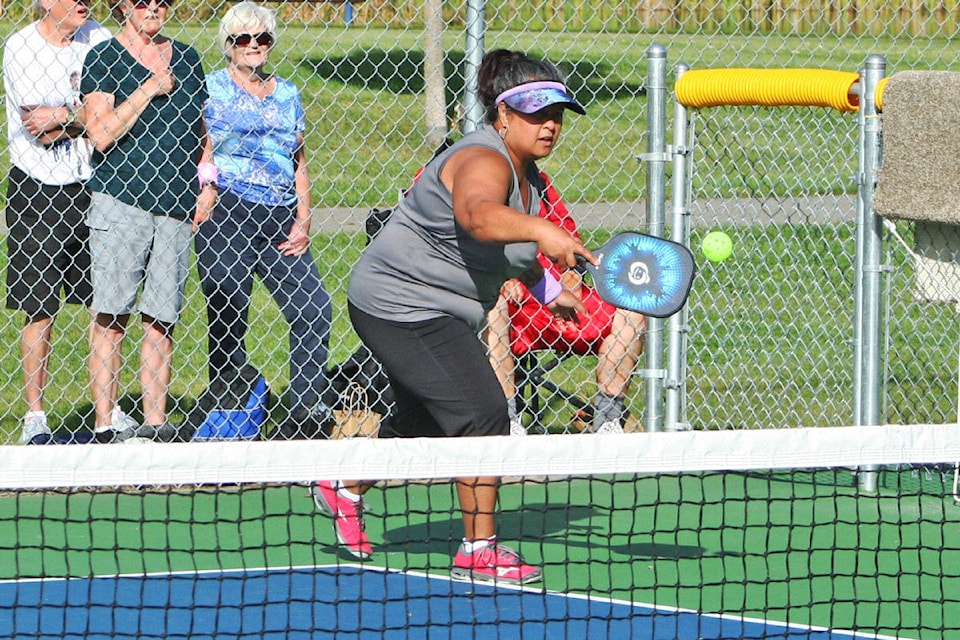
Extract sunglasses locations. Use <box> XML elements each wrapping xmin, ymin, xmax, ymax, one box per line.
<box><xmin>229</xmin><ymin>32</ymin><xmax>274</xmax><ymax>49</ymax></box>
<box><xmin>131</xmin><ymin>0</ymin><xmax>172</xmax><ymax>8</ymax></box>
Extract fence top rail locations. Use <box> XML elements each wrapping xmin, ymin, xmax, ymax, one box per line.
<box><xmin>675</xmin><ymin>68</ymin><xmax>860</xmax><ymax>112</ymax></box>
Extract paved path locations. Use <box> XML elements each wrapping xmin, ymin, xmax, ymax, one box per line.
<box><xmin>0</xmin><ymin>195</ymin><xmax>858</xmax><ymax>236</ymax></box>
<box><xmin>310</xmin><ymin>195</ymin><xmax>859</xmax><ymax>235</ymax></box>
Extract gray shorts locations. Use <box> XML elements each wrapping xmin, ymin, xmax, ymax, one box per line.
<box><xmin>87</xmin><ymin>191</ymin><xmax>192</xmax><ymax>324</ymax></box>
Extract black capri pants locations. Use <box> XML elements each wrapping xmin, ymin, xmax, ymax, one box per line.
<box><xmin>348</xmin><ymin>302</ymin><xmax>509</xmax><ymax>439</ymax></box>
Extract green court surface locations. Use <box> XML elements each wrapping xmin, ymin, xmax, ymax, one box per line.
<box><xmin>2</xmin><ymin>468</ymin><xmax>957</xmax><ymax>639</ymax></box>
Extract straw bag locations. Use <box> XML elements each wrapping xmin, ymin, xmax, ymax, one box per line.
<box><xmin>331</xmin><ymin>382</ymin><xmax>381</xmax><ymax>439</ymax></box>
<box><xmin>325</xmin><ymin>344</ymin><xmax>393</xmax><ymax>439</ymax></box>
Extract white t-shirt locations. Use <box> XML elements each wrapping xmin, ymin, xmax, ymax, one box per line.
<box><xmin>3</xmin><ymin>20</ymin><xmax>111</xmax><ymax>185</ymax></box>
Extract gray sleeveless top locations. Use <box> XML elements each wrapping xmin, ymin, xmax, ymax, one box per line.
<box><xmin>348</xmin><ymin>125</ymin><xmax>540</xmax><ymax>329</ymax></box>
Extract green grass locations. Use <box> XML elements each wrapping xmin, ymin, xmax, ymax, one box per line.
<box><xmin>167</xmin><ymin>27</ymin><xmax>960</xmax><ymax>206</ymax></box>
<box><xmin>1</xmin><ymin>19</ymin><xmax>960</xmax><ymax>208</ymax></box>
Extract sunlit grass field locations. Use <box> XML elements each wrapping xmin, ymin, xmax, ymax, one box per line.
<box><xmin>0</xmin><ymin>18</ymin><xmax>959</xmax><ymax>208</ymax></box>
<box><xmin>0</xmin><ymin>18</ymin><xmax>956</xmax><ymax>438</ymax></box>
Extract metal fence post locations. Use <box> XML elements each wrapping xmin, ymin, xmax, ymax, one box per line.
<box><xmin>641</xmin><ymin>44</ymin><xmax>668</xmax><ymax>433</ymax></box>
<box><xmin>665</xmin><ymin>63</ymin><xmax>692</xmax><ymax>432</ymax></box>
<box><xmin>856</xmin><ymin>54</ymin><xmax>887</xmax><ymax>492</ymax></box>
<box><xmin>462</xmin><ymin>0</ymin><xmax>486</xmax><ymax>133</ymax></box>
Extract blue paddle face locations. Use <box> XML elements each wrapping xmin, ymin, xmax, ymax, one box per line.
<box><xmin>583</xmin><ymin>232</ymin><xmax>696</xmax><ymax>318</ymax></box>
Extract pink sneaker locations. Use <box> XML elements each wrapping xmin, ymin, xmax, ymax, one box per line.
<box><xmin>450</xmin><ymin>543</ymin><xmax>543</xmax><ymax>585</ymax></box>
<box><xmin>311</xmin><ymin>480</ymin><xmax>373</xmax><ymax>560</ymax></box>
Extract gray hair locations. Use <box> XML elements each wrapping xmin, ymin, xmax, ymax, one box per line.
<box><xmin>218</xmin><ymin>1</ymin><xmax>277</xmax><ymax>61</ymax></box>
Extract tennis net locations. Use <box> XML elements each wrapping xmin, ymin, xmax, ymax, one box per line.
<box><xmin>1</xmin><ymin>424</ymin><xmax>958</xmax><ymax>639</ymax></box>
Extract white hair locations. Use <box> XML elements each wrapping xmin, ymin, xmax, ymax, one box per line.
<box><xmin>218</xmin><ymin>1</ymin><xmax>277</xmax><ymax>61</ymax></box>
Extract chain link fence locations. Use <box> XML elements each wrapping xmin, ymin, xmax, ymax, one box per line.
<box><xmin>1</xmin><ymin>0</ymin><xmax>958</xmax><ymax>441</ymax></box>
<box><xmin>676</xmin><ymin>103</ymin><xmax>860</xmax><ymax>430</ymax></box>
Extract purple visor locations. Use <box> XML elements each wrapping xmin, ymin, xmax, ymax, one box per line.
<box><xmin>495</xmin><ymin>81</ymin><xmax>586</xmax><ymax>115</ymax></box>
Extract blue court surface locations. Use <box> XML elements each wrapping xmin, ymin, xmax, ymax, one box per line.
<box><xmin>1</xmin><ymin>565</ymin><xmax>891</xmax><ymax>639</ymax></box>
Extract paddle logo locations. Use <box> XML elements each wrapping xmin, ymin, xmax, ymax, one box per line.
<box><xmin>628</xmin><ymin>260</ymin><xmax>650</xmax><ymax>286</ymax></box>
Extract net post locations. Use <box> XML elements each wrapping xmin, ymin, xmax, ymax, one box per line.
<box><xmin>855</xmin><ymin>54</ymin><xmax>887</xmax><ymax>493</ymax></box>
<box><xmin>642</xmin><ymin>43</ymin><xmax>668</xmax><ymax>433</ymax></box>
<box><xmin>665</xmin><ymin>62</ymin><xmax>693</xmax><ymax>431</ymax></box>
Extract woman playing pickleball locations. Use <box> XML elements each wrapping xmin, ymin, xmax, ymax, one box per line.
<box><xmin>313</xmin><ymin>49</ymin><xmax>594</xmax><ymax>585</ymax></box>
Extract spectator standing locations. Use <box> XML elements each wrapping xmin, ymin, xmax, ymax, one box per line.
<box><xmin>79</xmin><ymin>0</ymin><xmax>208</xmax><ymax>442</ymax></box>
<box><xmin>195</xmin><ymin>2</ymin><xmax>333</xmax><ymax>439</ymax></box>
<box><xmin>3</xmin><ymin>0</ymin><xmax>111</xmax><ymax>443</ymax></box>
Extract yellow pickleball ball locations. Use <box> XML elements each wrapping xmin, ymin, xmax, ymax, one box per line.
<box><xmin>701</xmin><ymin>230</ymin><xmax>733</xmax><ymax>263</ymax></box>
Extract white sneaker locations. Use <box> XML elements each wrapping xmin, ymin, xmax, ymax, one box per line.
<box><xmin>19</xmin><ymin>411</ymin><xmax>52</xmax><ymax>444</ymax></box>
<box><xmin>94</xmin><ymin>407</ymin><xmax>141</xmax><ymax>443</ymax></box>
<box><xmin>509</xmin><ymin>418</ymin><xmax>527</xmax><ymax>437</ymax></box>
<box><xmin>111</xmin><ymin>407</ymin><xmax>138</xmax><ymax>430</ymax></box>
<box><xmin>593</xmin><ymin>420</ymin><xmax>624</xmax><ymax>434</ymax></box>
